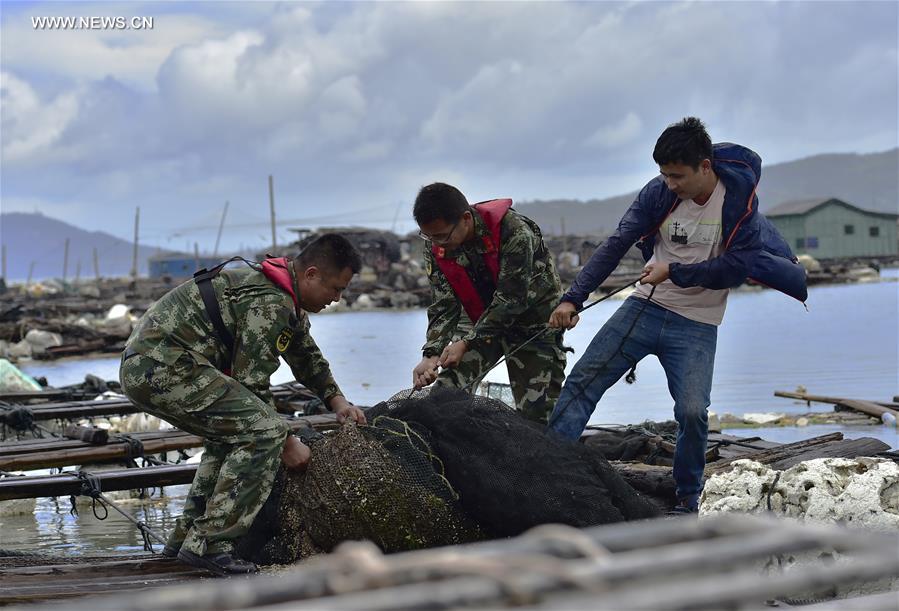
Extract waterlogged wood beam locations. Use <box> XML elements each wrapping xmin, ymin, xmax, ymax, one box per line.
<box><xmin>0</xmin><ymin>414</ymin><xmax>338</xmax><ymax>473</ymax></box>
<box><xmin>0</xmin><ymin>464</ymin><xmax>197</xmax><ymax>500</ymax></box>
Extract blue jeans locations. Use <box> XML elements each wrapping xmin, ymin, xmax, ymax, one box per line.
<box><xmin>548</xmin><ymin>297</ymin><xmax>717</xmax><ymax>500</ymax></box>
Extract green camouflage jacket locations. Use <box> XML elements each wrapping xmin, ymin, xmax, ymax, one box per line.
<box><xmin>422</xmin><ymin>208</ymin><xmax>562</xmax><ymax>357</ymax></box>
<box><xmin>125</xmin><ymin>263</ymin><xmax>342</xmax><ymax>407</ymax></box>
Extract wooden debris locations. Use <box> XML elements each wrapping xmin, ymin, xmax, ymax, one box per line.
<box><xmin>706</xmin><ymin>432</ymin><xmax>843</xmax><ymax>474</ymax></box>
<box><xmin>0</xmin><ymin>556</ymin><xmax>208</xmax><ymax>605</ymax></box>
<box><xmin>0</xmin><ymin>414</ymin><xmax>338</xmax><ymax>474</ymax></box>
<box><xmin>766</xmin><ymin>437</ymin><xmax>892</xmax><ymax>471</ymax></box>
<box><xmin>30</xmin><ymin>514</ymin><xmax>899</xmax><ymax>611</ymax></box>
<box><xmin>0</xmin><ymin>464</ymin><xmax>198</xmax><ymax>500</ymax></box>
<box><xmin>775</xmin><ymin>390</ymin><xmax>899</xmax><ymax>419</ymax></box>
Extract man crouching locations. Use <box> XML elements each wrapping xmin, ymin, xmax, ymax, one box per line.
<box><xmin>120</xmin><ymin>234</ymin><xmax>365</xmax><ymax>575</ymax></box>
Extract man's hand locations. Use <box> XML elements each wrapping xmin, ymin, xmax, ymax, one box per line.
<box><xmin>412</xmin><ymin>355</ymin><xmax>440</xmax><ymax>389</ymax></box>
<box><xmin>281</xmin><ymin>435</ymin><xmax>311</xmax><ymax>472</ymax></box>
<box><xmin>439</xmin><ymin>340</ymin><xmax>468</xmax><ymax>369</ymax></box>
<box><xmin>330</xmin><ymin>395</ymin><xmax>367</xmax><ymax>425</ymax></box>
<box><xmin>549</xmin><ymin>301</ymin><xmax>580</xmax><ymax>330</ymax></box>
<box><xmin>640</xmin><ymin>262</ymin><xmax>670</xmax><ymax>285</ymax></box>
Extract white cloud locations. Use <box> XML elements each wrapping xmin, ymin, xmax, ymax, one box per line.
<box><xmin>0</xmin><ymin>1</ymin><xmax>895</xmax><ymax>240</ymax></box>
<box><xmin>0</xmin><ymin>71</ymin><xmax>80</xmax><ymax>163</ymax></box>
<box><xmin>1</xmin><ymin>8</ymin><xmax>223</xmax><ymax>91</ymax></box>
<box><xmin>586</xmin><ymin>112</ymin><xmax>643</xmax><ymax>149</ymax></box>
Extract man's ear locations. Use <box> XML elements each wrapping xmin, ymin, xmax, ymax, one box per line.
<box><xmin>303</xmin><ymin>265</ymin><xmax>320</xmax><ymax>281</ymax></box>
<box><xmin>700</xmin><ymin>158</ymin><xmax>713</xmax><ymax>174</ymax></box>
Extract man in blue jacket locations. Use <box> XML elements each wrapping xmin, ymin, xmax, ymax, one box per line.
<box><xmin>547</xmin><ymin>117</ymin><xmax>806</xmax><ymax>514</ymax></box>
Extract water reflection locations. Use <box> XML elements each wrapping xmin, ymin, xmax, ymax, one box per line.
<box><xmin>2</xmin><ymin>485</ymin><xmax>189</xmax><ymax>556</ymax></box>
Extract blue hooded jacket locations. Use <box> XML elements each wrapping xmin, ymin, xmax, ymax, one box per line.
<box><xmin>562</xmin><ymin>143</ymin><xmax>808</xmax><ymax>307</ymax></box>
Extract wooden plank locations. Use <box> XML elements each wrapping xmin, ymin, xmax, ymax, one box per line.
<box><xmin>17</xmin><ymin>399</ymin><xmax>138</xmax><ymax>420</ymax></box>
<box><xmin>0</xmin><ymin>416</ymin><xmax>339</xmax><ymax>498</ymax></box>
<box><xmin>774</xmin><ymin>390</ymin><xmax>899</xmax><ymax>412</ymax></box>
<box><xmin>0</xmin><ymin>382</ymin><xmax>319</xmax><ymax>420</ymax></box>
<box><xmin>0</xmin><ymin>557</ymin><xmax>201</xmax><ymax>581</ymax></box>
<box><xmin>706</xmin><ymin>432</ymin><xmax>843</xmax><ymax>475</ymax></box>
<box><xmin>833</xmin><ymin>398</ymin><xmax>899</xmax><ymax>420</ymax></box>
<box><xmin>0</xmin><ymin>434</ymin><xmax>204</xmax><ymax>471</ymax></box>
<box><xmin>0</xmin><ymin>464</ymin><xmax>198</xmax><ymax>500</ymax></box>
<box><xmin>0</xmin><ymin>389</ymin><xmax>73</xmax><ymax>403</ymax></box>
<box><xmin>0</xmin><ymin>414</ymin><xmax>338</xmax><ymax>472</ymax></box>
<box><xmin>0</xmin><ymin>430</ymin><xmax>194</xmax><ymax>457</ymax></box>
<box><xmin>767</xmin><ymin>437</ymin><xmax>892</xmax><ymax>470</ymax></box>
<box><xmin>0</xmin><ymin>576</ymin><xmax>204</xmax><ymax>604</ymax></box>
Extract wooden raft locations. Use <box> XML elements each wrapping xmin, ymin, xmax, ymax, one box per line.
<box><xmin>8</xmin><ymin>514</ymin><xmax>897</xmax><ymax>610</ymax></box>
<box><xmin>0</xmin><ymin>555</ymin><xmax>211</xmax><ymax>605</ymax></box>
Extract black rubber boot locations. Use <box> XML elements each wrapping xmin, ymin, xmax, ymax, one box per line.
<box><xmin>177</xmin><ymin>549</ymin><xmax>258</xmax><ymax>576</ymax></box>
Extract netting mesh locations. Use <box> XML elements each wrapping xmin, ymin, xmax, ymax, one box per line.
<box><xmin>583</xmin><ymin>421</ymin><xmax>680</xmax><ymax>463</ymax></box>
<box><xmin>238</xmin><ymin>388</ymin><xmax>659</xmax><ymax>565</ymax></box>
<box><xmin>237</xmin><ymin>413</ymin><xmax>482</xmax><ymax>565</ymax></box>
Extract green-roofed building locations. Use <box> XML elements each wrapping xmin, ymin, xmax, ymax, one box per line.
<box><xmin>766</xmin><ymin>198</ymin><xmax>898</xmax><ymax>260</ymax></box>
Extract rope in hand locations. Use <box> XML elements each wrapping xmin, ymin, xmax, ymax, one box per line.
<box><xmin>403</xmin><ymin>277</ymin><xmax>652</xmax><ymax>401</ymax></box>
<box><xmin>546</xmin><ymin>284</ymin><xmax>656</xmax><ymax>429</ymax></box>
<box><xmin>465</xmin><ymin>280</ymin><xmax>655</xmax><ymax>394</ymax></box>
<box><xmin>68</xmin><ymin>470</ymin><xmax>167</xmax><ymax>553</ymax></box>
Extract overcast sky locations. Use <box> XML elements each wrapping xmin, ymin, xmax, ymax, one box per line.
<box><xmin>2</xmin><ymin>1</ymin><xmax>897</xmax><ymax>253</ymax></box>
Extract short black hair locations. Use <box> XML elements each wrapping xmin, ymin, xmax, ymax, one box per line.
<box><xmin>413</xmin><ymin>182</ymin><xmax>470</xmax><ymax>225</ymax></box>
<box><xmin>652</xmin><ymin>117</ymin><xmax>713</xmax><ymax>169</ymax></box>
<box><xmin>296</xmin><ymin>233</ymin><xmax>362</xmax><ymax>275</ymax></box>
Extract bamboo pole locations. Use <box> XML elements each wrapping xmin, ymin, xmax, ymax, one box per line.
<box><xmin>26</xmin><ymin>261</ymin><xmax>35</xmax><ymax>286</ymax></box>
<box><xmin>268</xmin><ymin>175</ymin><xmax>277</xmax><ymax>250</ymax></box>
<box><xmin>193</xmin><ymin>242</ymin><xmax>200</xmax><ymax>272</ymax></box>
<box><xmin>0</xmin><ymin>434</ymin><xmax>204</xmax><ymax>472</ymax></box>
<box><xmin>93</xmin><ymin>247</ymin><xmax>101</xmax><ymax>282</ymax></box>
<box><xmin>0</xmin><ymin>415</ymin><xmax>338</xmax><ymax>472</ymax></box>
<box><xmin>213</xmin><ymin>201</ymin><xmax>229</xmax><ymax>257</ymax></box>
<box><xmin>131</xmin><ymin>207</ymin><xmax>140</xmax><ymax>280</ymax></box>
<box><xmin>62</xmin><ymin>238</ymin><xmax>70</xmax><ymax>281</ymax></box>
<box><xmin>0</xmin><ymin>464</ymin><xmax>197</xmax><ymax>501</ymax></box>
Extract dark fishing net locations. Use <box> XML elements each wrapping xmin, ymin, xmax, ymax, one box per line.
<box><xmin>239</xmin><ymin>387</ymin><xmax>658</xmax><ymax>565</ymax></box>
<box><xmin>583</xmin><ymin>421</ymin><xmax>679</xmax><ymax>463</ymax></box>
<box><xmin>237</xmin><ymin>416</ymin><xmax>483</xmax><ymax>565</ymax></box>
<box><xmin>370</xmin><ymin>388</ymin><xmax>660</xmax><ymax>537</ymax></box>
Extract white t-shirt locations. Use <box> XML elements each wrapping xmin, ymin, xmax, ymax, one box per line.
<box><xmin>633</xmin><ymin>179</ymin><xmax>729</xmax><ymax>325</ymax></box>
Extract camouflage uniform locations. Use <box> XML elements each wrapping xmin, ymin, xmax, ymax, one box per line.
<box><xmin>423</xmin><ymin>208</ymin><xmax>566</xmax><ymax>422</ymax></box>
<box><xmin>119</xmin><ymin>263</ymin><xmax>342</xmax><ymax>557</ymax></box>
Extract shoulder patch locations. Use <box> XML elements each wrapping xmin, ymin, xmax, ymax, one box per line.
<box><xmin>276</xmin><ymin>327</ymin><xmax>294</xmax><ymax>352</ymax></box>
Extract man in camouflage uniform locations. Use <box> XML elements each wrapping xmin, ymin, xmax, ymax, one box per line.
<box><xmin>120</xmin><ymin>234</ymin><xmax>365</xmax><ymax>575</ymax></box>
<box><xmin>411</xmin><ymin>183</ymin><xmax>566</xmax><ymax>423</ymax></box>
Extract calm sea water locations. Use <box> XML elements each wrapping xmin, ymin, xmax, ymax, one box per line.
<box><xmin>21</xmin><ymin>271</ymin><xmax>899</xmax><ymax>434</ymax></box>
<box><xmin>5</xmin><ymin>274</ymin><xmax>896</xmax><ymax>556</ymax></box>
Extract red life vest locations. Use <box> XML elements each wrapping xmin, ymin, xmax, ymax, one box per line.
<box><xmin>261</xmin><ymin>256</ymin><xmax>299</xmax><ymax>309</ymax></box>
<box><xmin>433</xmin><ymin>199</ymin><xmax>512</xmax><ymax>323</ymax></box>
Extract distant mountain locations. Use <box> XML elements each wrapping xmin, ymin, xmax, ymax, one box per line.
<box><xmin>0</xmin><ymin>212</ymin><xmax>170</xmax><ymax>281</ymax></box>
<box><xmin>519</xmin><ymin>148</ymin><xmax>899</xmax><ymax>235</ymax></box>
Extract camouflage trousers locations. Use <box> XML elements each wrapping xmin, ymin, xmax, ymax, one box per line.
<box><xmin>119</xmin><ymin>350</ymin><xmax>289</xmax><ymax>556</ymax></box>
<box><xmin>435</xmin><ymin>329</ymin><xmax>567</xmax><ymax>423</ymax></box>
